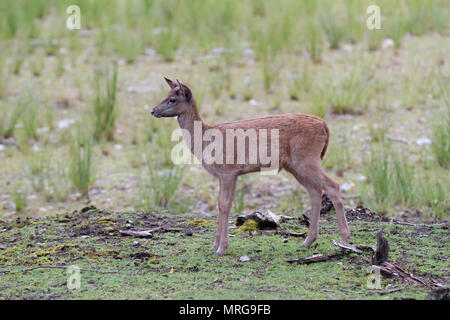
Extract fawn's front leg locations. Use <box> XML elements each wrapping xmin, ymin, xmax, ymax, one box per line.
<box><xmin>213</xmin><ymin>175</ymin><xmax>237</xmax><ymax>256</ymax></box>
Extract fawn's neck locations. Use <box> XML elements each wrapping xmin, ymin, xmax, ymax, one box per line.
<box><xmin>177</xmin><ymin>99</ymin><xmax>209</xmax><ymax>153</ymax></box>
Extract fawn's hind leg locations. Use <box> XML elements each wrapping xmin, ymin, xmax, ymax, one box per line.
<box><xmin>322</xmin><ymin>172</ymin><xmax>350</xmax><ymax>244</ymax></box>
<box><xmin>290</xmin><ymin>167</ymin><xmax>323</xmax><ymax>247</ymax></box>
<box><xmin>300</xmin><ymin>183</ymin><xmax>322</xmax><ymax>247</ymax></box>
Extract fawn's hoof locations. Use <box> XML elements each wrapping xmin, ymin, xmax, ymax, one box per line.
<box><xmin>214</xmin><ymin>251</ymin><xmax>224</xmax><ymax>257</ymax></box>
<box><xmin>299</xmin><ymin>237</ymin><xmax>317</xmax><ymax>248</ymax></box>
<box><xmin>210</xmin><ymin>245</ymin><xmax>219</xmax><ymax>252</ymax></box>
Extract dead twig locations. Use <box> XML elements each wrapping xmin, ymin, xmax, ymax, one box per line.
<box><xmin>286</xmin><ymin>231</ymin><xmax>307</xmax><ymax>238</ymax></box>
<box><xmin>286</xmin><ymin>252</ymin><xmax>343</xmax><ymax>264</ymax></box>
<box><xmin>331</xmin><ymin>239</ymin><xmax>362</xmax><ymax>253</ymax></box>
<box><xmin>0</xmin><ymin>265</ymin><xmax>141</xmax><ymax>276</ymax></box>
<box><xmin>119</xmin><ymin>229</ymin><xmax>153</xmax><ymax>238</ymax></box>
<box><xmin>378</xmin><ymin>262</ymin><xmax>432</xmax><ymax>289</ymax></box>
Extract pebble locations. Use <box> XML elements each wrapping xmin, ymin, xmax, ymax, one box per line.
<box><xmin>340</xmin><ymin>182</ymin><xmax>355</xmax><ymax>192</ymax></box>
<box><xmin>382</xmin><ymin>38</ymin><xmax>395</xmax><ymax>49</ymax></box>
<box><xmin>416</xmin><ymin>138</ymin><xmax>431</xmax><ymax>146</ymax></box>
<box><xmin>239</xmin><ymin>255</ymin><xmax>250</xmax><ymax>262</ymax></box>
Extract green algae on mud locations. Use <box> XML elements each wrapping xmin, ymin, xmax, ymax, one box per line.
<box><xmin>0</xmin><ymin>206</ymin><xmax>448</xmax><ymax>300</ymax></box>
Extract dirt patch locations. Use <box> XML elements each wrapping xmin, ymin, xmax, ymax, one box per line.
<box><xmin>345</xmin><ymin>206</ymin><xmax>387</xmax><ymax>222</ymax></box>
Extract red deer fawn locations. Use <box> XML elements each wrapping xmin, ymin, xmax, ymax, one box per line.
<box><xmin>152</xmin><ymin>78</ymin><xmax>350</xmax><ymax>256</ymax></box>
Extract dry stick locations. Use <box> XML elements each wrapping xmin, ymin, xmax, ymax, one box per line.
<box><xmin>0</xmin><ymin>265</ymin><xmax>142</xmax><ymax>276</ymax></box>
<box><xmin>392</xmin><ymin>221</ymin><xmax>447</xmax><ymax>227</ymax></box>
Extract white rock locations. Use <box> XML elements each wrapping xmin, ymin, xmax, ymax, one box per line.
<box><xmin>239</xmin><ymin>255</ymin><xmax>250</xmax><ymax>262</ymax></box>
<box><xmin>357</xmin><ymin>175</ymin><xmax>367</xmax><ymax>182</ymax></box>
<box><xmin>243</xmin><ymin>48</ymin><xmax>255</xmax><ymax>59</ymax></box>
<box><xmin>342</xmin><ymin>44</ymin><xmax>353</xmax><ymax>52</ymax></box>
<box><xmin>0</xmin><ymin>145</ymin><xmax>4</xmax><ymax>151</ymax></box>
<box><xmin>382</xmin><ymin>38</ymin><xmax>395</xmax><ymax>49</ymax></box>
<box><xmin>144</xmin><ymin>48</ymin><xmax>156</xmax><ymax>56</ymax></box>
<box><xmin>57</xmin><ymin>118</ymin><xmax>76</xmax><ymax>130</ymax></box>
<box><xmin>340</xmin><ymin>182</ymin><xmax>355</xmax><ymax>192</ymax></box>
<box><xmin>416</xmin><ymin>138</ymin><xmax>431</xmax><ymax>146</ymax></box>
<box><xmin>249</xmin><ymin>99</ymin><xmax>259</xmax><ymax>106</ymax></box>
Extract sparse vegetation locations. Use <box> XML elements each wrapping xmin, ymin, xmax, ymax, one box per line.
<box><xmin>92</xmin><ymin>63</ymin><xmax>118</xmax><ymax>141</ymax></box>
<box><xmin>69</xmin><ymin>129</ymin><xmax>94</xmax><ymax>197</ymax></box>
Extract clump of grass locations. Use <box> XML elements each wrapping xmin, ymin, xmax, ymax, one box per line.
<box><xmin>153</xmin><ymin>27</ymin><xmax>179</xmax><ymax>62</ymax></box>
<box><xmin>0</xmin><ymin>99</ymin><xmax>26</xmax><ymax>138</ymax></box>
<box><xmin>431</xmin><ymin>99</ymin><xmax>449</xmax><ymax>168</ymax></box>
<box><xmin>320</xmin><ymin>10</ymin><xmax>343</xmax><ymax>50</ymax></box>
<box><xmin>92</xmin><ymin>63</ymin><xmax>118</xmax><ymax>141</ymax></box>
<box><xmin>325</xmin><ymin>67</ymin><xmax>367</xmax><ymax>115</ymax></box>
<box><xmin>322</xmin><ymin>134</ymin><xmax>353</xmax><ymax>175</ymax></box>
<box><xmin>364</xmin><ymin>144</ymin><xmax>415</xmax><ymax>212</ymax></box>
<box><xmin>46</xmin><ymin>159</ymin><xmax>71</xmax><ymax>202</ymax></box>
<box><xmin>304</xmin><ymin>21</ymin><xmax>323</xmax><ymax>64</ymax></box>
<box><xmin>418</xmin><ymin>176</ymin><xmax>449</xmax><ymax>219</ymax></box>
<box><xmin>69</xmin><ymin>128</ymin><xmax>94</xmax><ymax>197</ymax></box>
<box><xmin>209</xmin><ymin>71</ymin><xmax>228</xmax><ymax>100</ymax></box>
<box><xmin>27</xmin><ymin>151</ymin><xmax>49</xmax><ymax>193</ymax></box>
<box><xmin>27</xmin><ymin>151</ymin><xmax>70</xmax><ymax>202</ymax></box>
<box><xmin>23</xmin><ymin>101</ymin><xmax>39</xmax><ymax>140</ymax></box>
<box><xmin>289</xmin><ymin>62</ymin><xmax>313</xmax><ymax>101</ymax></box>
<box><xmin>307</xmin><ymin>86</ymin><xmax>328</xmax><ymax>118</ymax></box>
<box><xmin>30</xmin><ymin>57</ymin><xmax>44</xmax><ymax>77</ymax></box>
<box><xmin>368</xmin><ymin>117</ymin><xmax>388</xmax><ymax>143</ymax></box>
<box><xmin>366</xmin><ymin>29</ymin><xmax>384</xmax><ymax>51</ymax></box>
<box><xmin>112</xmin><ymin>28</ymin><xmax>144</xmax><ymax>64</ymax></box>
<box><xmin>138</xmin><ymin>162</ymin><xmax>185</xmax><ymax>210</ymax></box>
<box><xmin>11</xmin><ymin>51</ymin><xmax>25</xmax><ymax>75</ymax></box>
<box><xmin>13</xmin><ymin>187</ymin><xmax>26</xmax><ymax>212</ymax></box>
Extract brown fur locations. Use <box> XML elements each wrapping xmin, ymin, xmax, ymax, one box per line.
<box><xmin>152</xmin><ymin>78</ymin><xmax>350</xmax><ymax>256</ymax></box>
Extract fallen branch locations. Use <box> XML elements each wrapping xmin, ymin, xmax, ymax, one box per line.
<box><xmin>331</xmin><ymin>239</ymin><xmax>362</xmax><ymax>253</ymax></box>
<box><xmin>286</xmin><ymin>252</ymin><xmax>342</xmax><ymax>264</ymax></box>
<box><xmin>119</xmin><ymin>226</ymin><xmax>182</xmax><ymax>238</ymax></box>
<box><xmin>392</xmin><ymin>221</ymin><xmax>447</xmax><ymax>227</ymax></box>
<box><xmin>0</xmin><ymin>265</ymin><xmax>141</xmax><ymax>276</ymax></box>
<box><xmin>287</xmin><ymin>231</ymin><xmax>307</xmax><ymax>238</ymax></box>
<box><xmin>119</xmin><ymin>229</ymin><xmax>153</xmax><ymax>238</ymax></box>
<box><xmin>378</xmin><ymin>262</ymin><xmax>432</xmax><ymax>289</ymax></box>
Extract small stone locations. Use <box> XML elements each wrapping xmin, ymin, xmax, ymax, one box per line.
<box><xmin>342</xmin><ymin>44</ymin><xmax>353</xmax><ymax>52</ymax></box>
<box><xmin>382</xmin><ymin>38</ymin><xmax>395</xmax><ymax>49</ymax></box>
<box><xmin>239</xmin><ymin>255</ymin><xmax>250</xmax><ymax>262</ymax></box>
<box><xmin>416</xmin><ymin>138</ymin><xmax>431</xmax><ymax>146</ymax></box>
<box><xmin>340</xmin><ymin>182</ymin><xmax>355</xmax><ymax>192</ymax></box>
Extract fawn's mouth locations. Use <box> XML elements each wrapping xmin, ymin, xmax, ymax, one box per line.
<box><xmin>151</xmin><ymin>109</ymin><xmax>162</xmax><ymax>118</ymax></box>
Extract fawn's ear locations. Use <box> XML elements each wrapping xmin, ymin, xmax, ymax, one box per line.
<box><xmin>164</xmin><ymin>77</ymin><xmax>176</xmax><ymax>89</ymax></box>
<box><xmin>177</xmin><ymin>80</ymin><xmax>192</xmax><ymax>102</ymax></box>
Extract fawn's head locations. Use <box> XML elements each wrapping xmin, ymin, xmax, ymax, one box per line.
<box><xmin>152</xmin><ymin>77</ymin><xmax>193</xmax><ymax>118</ymax></box>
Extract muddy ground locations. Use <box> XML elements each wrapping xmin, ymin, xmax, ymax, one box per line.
<box><xmin>0</xmin><ymin>205</ymin><xmax>448</xmax><ymax>299</ymax></box>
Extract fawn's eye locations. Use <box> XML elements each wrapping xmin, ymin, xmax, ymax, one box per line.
<box><xmin>169</xmin><ymin>97</ymin><xmax>176</xmax><ymax>103</ymax></box>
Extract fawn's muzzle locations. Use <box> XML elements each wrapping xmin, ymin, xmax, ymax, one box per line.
<box><xmin>151</xmin><ymin>108</ymin><xmax>162</xmax><ymax>118</ymax></box>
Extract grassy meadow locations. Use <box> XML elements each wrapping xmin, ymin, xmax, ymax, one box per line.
<box><xmin>0</xmin><ymin>0</ymin><xmax>449</xmax><ymax>300</ymax></box>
